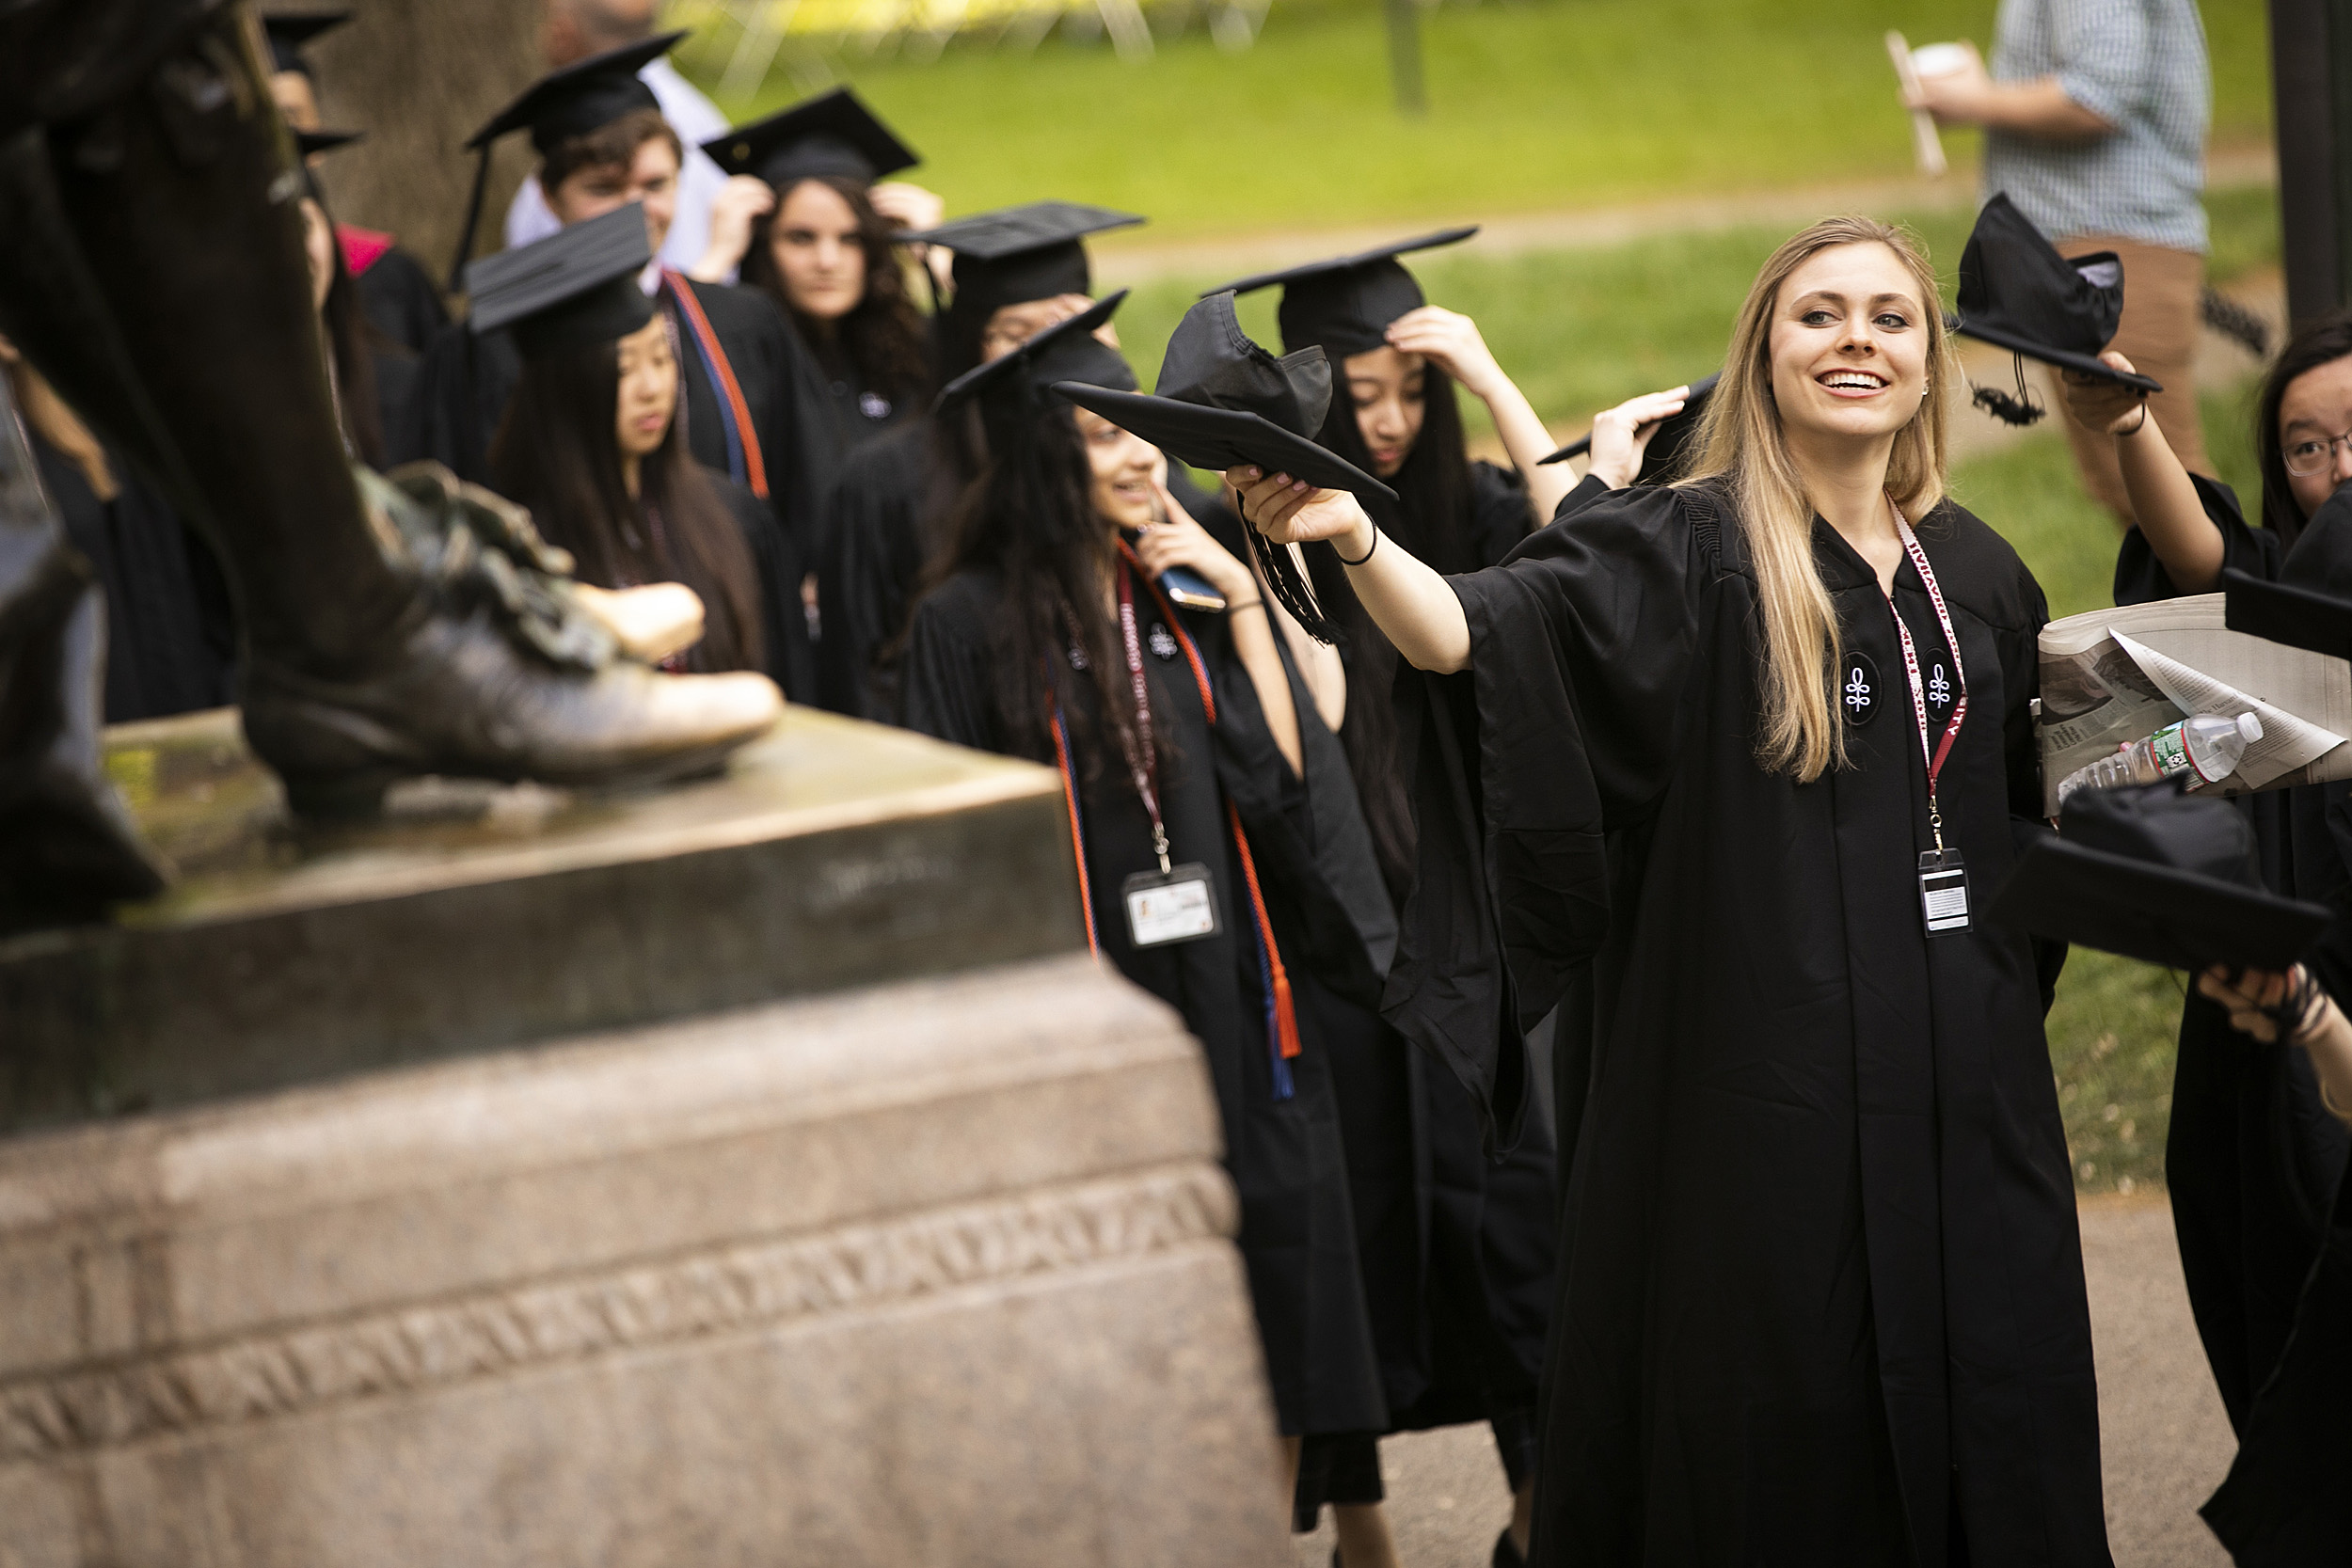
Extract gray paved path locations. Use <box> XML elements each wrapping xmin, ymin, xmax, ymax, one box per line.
<box><xmin>1295</xmin><ymin>1195</ymin><xmax>2238</xmax><ymax>1567</ymax></box>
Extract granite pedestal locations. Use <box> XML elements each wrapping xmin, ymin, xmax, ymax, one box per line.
<box><xmin>0</xmin><ymin>708</ymin><xmax>1289</xmax><ymax>1566</ymax></box>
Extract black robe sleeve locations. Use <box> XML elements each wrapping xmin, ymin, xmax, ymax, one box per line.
<box><xmin>2113</xmin><ymin>472</ymin><xmax>2280</xmax><ymax>605</ymax></box>
<box><xmin>402</xmin><ymin>322</ymin><xmax>517</xmax><ymax>486</ymax></box>
<box><xmin>1188</xmin><ymin>605</ymin><xmax>1396</xmax><ymax>1008</ymax></box>
<box><xmin>710</xmin><ymin>474</ymin><xmax>804</xmax><ymax>690</ymax></box>
<box><xmin>898</xmin><ymin>573</ymin><xmax>1008</xmax><ymax>753</ymax></box>
<box><xmin>1387</xmin><ymin>484</ymin><xmax>1702</xmax><ymax>1143</ymax></box>
<box><xmin>1468</xmin><ymin>459</ymin><xmax>1534</xmax><ymax>566</ymax></box>
<box><xmin>816</xmin><ymin>423</ymin><xmax>931</xmax><ymax>720</ymax></box>
<box><xmin>1549</xmin><ymin>470</ymin><xmax>1613</xmax><ymax>525</ymax></box>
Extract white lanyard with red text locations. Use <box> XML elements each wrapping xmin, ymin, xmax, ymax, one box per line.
<box><xmin>1880</xmin><ymin>499</ymin><xmax>1973</xmax><ymax>937</ymax></box>
<box><xmin>1112</xmin><ymin>566</ymin><xmax>1221</xmax><ymax>948</ymax></box>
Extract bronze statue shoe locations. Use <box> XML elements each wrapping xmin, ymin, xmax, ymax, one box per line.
<box><xmin>242</xmin><ymin>467</ymin><xmax>783</xmax><ymax>817</ymax></box>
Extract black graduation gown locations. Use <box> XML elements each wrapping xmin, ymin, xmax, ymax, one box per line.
<box><xmin>899</xmin><ymin>564</ymin><xmax>1391</xmax><ymax>1437</ymax></box>
<box><xmin>817</xmin><ymin>426</ymin><xmax>1240</xmax><ymax>723</ymax></box>
<box><xmin>33</xmin><ymin>431</ymin><xmax>234</xmax><ymax>722</ymax></box>
<box><xmin>1418</xmin><ymin>483</ymin><xmax>2107</xmax><ymax>1566</ymax></box>
<box><xmin>785</xmin><ymin>335</ymin><xmax>909</xmax><ymax>546</ymax></box>
<box><xmin>353</xmin><ymin>244</ymin><xmax>449</xmax><ymax>358</ymax></box>
<box><xmin>401</xmin><ymin>276</ymin><xmax>817</xmax><ymax>701</ymax></box>
<box><xmin>2197</xmin><ymin>1159</ymin><xmax>2352</xmax><ymax>1563</ymax></box>
<box><xmin>2110</xmin><ymin>479</ymin><xmax>2352</xmax><ymax>1435</ymax></box>
<box><xmin>1301</xmin><ymin>459</ymin><xmax>1557</xmax><ymax>1502</ymax></box>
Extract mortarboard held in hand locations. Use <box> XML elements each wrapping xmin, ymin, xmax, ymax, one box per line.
<box><xmin>1057</xmin><ymin>293</ymin><xmax>1397</xmax><ymax>643</ymax></box>
<box><xmin>700</xmin><ymin>88</ymin><xmax>917</xmax><ymax>194</ymax></box>
<box><xmin>1540</xmin><ymin>371</ymin><xmax>1722</xmax><ymax>487</ymax></box>
<box><xmin>447</xmin><ymin>30</ymin><xmax>687</xmax><ymax>291</ymax></box>
<box><xmin>1055</xmin><ymin>292</ymin><xmax>1397</xmax><ymax>506</ymax></box>
<box><xmin>1212</xmin><ymin>227</ymin><xmax>1477</xmax><ymax>355</ymax></box>
<box><xmin>465</xmin><ymin>202</ymin><xmax>655</xmax><ymax>361</ymax></box>
<box><xmin>1992</xmin><ymin>781</ymin><xmax>2328</xmax><ymax>971</ymax></box>
<box><xmin>903</xmin><ymin>202</ymin><xmax>1144</xmax><ymax>321</ymax></box>
<box><xmin>1954</xmin><ymin>193</ymin><xmax>2161</xmax><ymax>424</ymax></box>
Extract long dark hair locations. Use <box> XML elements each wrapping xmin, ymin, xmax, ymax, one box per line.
<box><xmin>927</xmin><ymin>399</ymin><xmax>1140</xmax><ymax>771</ymax></box>
<box><xmin>742</xmin><ymin>175</ymin><xmax>931</xmax><ymax>410</ymax></box>
<box><xmin>1302</xmin><ymin>351</ymin><xmax>1478</xmax><ymax>902</ymax></box>
<box><xmin>2258</xmin><ymin>312</ymin><xmax>2352</xmax><ymax>549</ymax></box>
<box><xmin>489</xmin><ymin>332</ymin><xmax>766</xmax><ymax>674</ymax></box>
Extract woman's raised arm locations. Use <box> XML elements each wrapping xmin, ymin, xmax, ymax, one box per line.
<box><xmin>1229</xmin><ymin>467</ymin><xmax>1472</xmax><ymax>673</ymax></box>
<box><xmin>2062</xmin><ymin>351</ymin><xmax>2222</xmax><ymax>593</ymax></box>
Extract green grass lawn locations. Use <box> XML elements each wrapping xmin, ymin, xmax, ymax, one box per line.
<box><xmin>675</xmin><ymin>0</ymin><xmax>2275</xmax><ymax>241</ymax></box>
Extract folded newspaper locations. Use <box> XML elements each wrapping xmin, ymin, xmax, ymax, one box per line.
<box><xmin>2038</xmin><ymin>593</ymin><xmax>2352</xmax><ymax>816</ymax></box>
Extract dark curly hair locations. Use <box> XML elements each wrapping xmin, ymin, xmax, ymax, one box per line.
<box><xmin>740</xmin><ymin>174</ymin><xmax>932</xmax><ymax>412</ymax></box>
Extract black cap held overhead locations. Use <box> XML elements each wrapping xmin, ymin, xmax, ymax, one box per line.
<box><xmin>465</xmin><ymin>202</ymin><xmax>655</xmax><ymax>361</ymax></box>
<box><xmin>1213</xmin><ymin>227</ymin><xmax>1478</xmax><ymax>357</ymax></box>
<box><xmin>702</xmin><ymin>87</ymin><xmax>916</xmax><ymax>193</ymax></box>
<box><xmin>1991</xmin><ymin>782</ymin><xmax>2329</xmax><ymax>971</ymax></box>
<box><xmin>1955</xmin><ymin>194</ymin><xmax>2162</xmax><ymax>392</ymax></box>
<box><xmin>935</xmin><ymin>291</ymin><xmax>1136</xmax><ymax>415</ymax></box>
<box><xmin>1540</xmin><ymin>371</ymin><xmax>1722</xmax><ymax>484</ymax></box>
<box><xmin>1054</xmin><ymin>293</ymin><xmax>1396</xmax><ymax>505</ymax></box>
<box><xmin>262</xmin><ymin>10</ymin><xmax>349</xmax><ymax>78</ymax></box>
<box><xmin>446</xmin><ymin>30</ymin><xmax>684</xmax><ymax>292</ymax></box>
<box><xmin>904</xmin><ymin>201</ymin><xmax>1145</xmax><ymax>320</ymax></box>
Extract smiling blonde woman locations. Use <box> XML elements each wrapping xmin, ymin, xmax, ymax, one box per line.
<box><xmin>1232</xmin><ymin>216</ymin><xmax>2111</xmax><ymax>1566</ymax></box>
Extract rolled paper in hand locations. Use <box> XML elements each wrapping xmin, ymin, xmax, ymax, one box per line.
<box><xmin>1885</xmin><ymin>31</ymin><xmax>1949</xmax><ymax>178</ymax></box>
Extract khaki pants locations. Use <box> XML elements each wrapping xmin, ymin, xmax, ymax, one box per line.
<box><xmin>2045</xmin><ymin>234</ymin><xmax>2211</xmax><ymax>525</ymax></box>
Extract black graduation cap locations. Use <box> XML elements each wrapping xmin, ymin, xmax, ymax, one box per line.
<box><xmin>292</xmin><ymin>127</ymin><xmax>360</xmax><ymax>206</ymax></box>
<box><xmin>935</xmin><ymin>290</ymin><xmax>1136</xmax><ymax>415</ymax></box>
<box><xmin>1054</xmin><ymin>292</ymin><xmax>1397</xmax><ymax>504</ymax></box>
<box><xmin>1954</xmin><ymin>194</ymin><xmax>2162</xmax><ymax>392</ymax></box>
<box><xmin>1539</xmin><ymin>371</ymin><xmax>1722</xmax><ymax>485</ymax></box>
<box><xmin>447</xmin><ymin>31</ymin><xmax>685</xmax><ymax>292</ymax></box>
<box><xmin>701</xmin><ymin>88</ymin><xmax>917</xmax><ymax>193</ymax></box>
<box><xmin>465</xmin><ymin>201</ymin><xmax>654</xmax><ymax>361</ymax></box>
<box><xmin>1214</xmin><ymin>227</ymin><xmax>1478</xmax><ymax>357</ymax></box>
<box><xmin>1992</xmin><ymin>782</ymin><xmax>2329</xmax><ymax>970</ymax></box>
<box><xmin>263</xmin><ymin>9</ymin><xmax>349</xmax><ymax>78</ymax></box>
<box><xmin>903</xmin><ymin>202</ymin><xmax>1145</xmax><ymax>320</ymax></box>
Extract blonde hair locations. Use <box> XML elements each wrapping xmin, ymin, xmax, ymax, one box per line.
<box><xmin>1678</xmin><ymin>215</ymin><xmax>1957</xmax><ymax>783</ymax></box>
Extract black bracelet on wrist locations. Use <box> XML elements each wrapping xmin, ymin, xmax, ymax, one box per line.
<box><xmin>1334</xmin><ymin>528</ymin><xmax>1379</xmax><ymax>567</ymax></box>
<box><xmin>2120</xmin><ymin>404</ymin><xmax>2149</xmax><ymax>437</ymax></box>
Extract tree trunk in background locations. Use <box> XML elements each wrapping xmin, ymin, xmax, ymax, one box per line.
<box><xmin>302</xmin><ymin>0</ymin><xmax>547</xmax><ymax>300</ymax></box>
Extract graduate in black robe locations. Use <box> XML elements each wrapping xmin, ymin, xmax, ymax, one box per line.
<box><xmin>475</xmin><ymin>206</ymin><xmax>785</xmax><ymax>682</ymax></box>
<box><xmin>1232</xmin><ymin>218</ymin><xmax>2110</xmax><ymax>1567</ymax></box>
<box><xmin>1208</xmin><ymin>231</ymin><xmax>1579</xmax><ymax>1563</ymax></box>
<box><xmin>400</xmin><ymin>37</ymin><xmax>815</xmax><ymax>696</ymax></box>
<box><xmin>694</xmin><ymin>88</ymin><xmax>937</xmax><ymax>559</ymax></box>
<box><xmin>899</xmin><ymin>298</ymin><xmax>1392</xmax><ymax>1484</ymax></box>
<box><xmin>815</xmin><ymin>200</ymin><xmax>1145</xmax><ymax>720</ymax></box>
<box><xmin>2059</xmin><ymin>322</ymin><xmax>2352</xmax><ymax>1556</ymax></box>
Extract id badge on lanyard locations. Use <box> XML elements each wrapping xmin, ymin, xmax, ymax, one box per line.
<box><xmin>1111</xmin><ymin>568</ymin><xmax>1221</xmax><ymax>950</ymax></box>
<box><xmin>1884</xmin><ymin>504</ymin><xmax>1972</xmax><ymax>938</ymax></box>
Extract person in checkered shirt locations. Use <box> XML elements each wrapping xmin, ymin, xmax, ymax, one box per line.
<box><xmin>1907</xmin><ymin>0</ymin><xmax>2213</xmax><ymax>528</ymax></box>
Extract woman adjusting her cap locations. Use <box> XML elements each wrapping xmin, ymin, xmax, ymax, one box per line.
<box><xmin>1234</xmin><ymin>215</ymin><xmax>2108</xmax><ymax>1565</ymax></box>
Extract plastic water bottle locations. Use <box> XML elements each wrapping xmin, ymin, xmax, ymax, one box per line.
<box><xmin>2056</xmin><ymin>712</ymin><xmax>2265</xmax><ymax>802</ymax></box>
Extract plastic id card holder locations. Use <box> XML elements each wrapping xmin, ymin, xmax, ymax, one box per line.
<box><xmin>1918</xmin><ymin>847</ymin><xmax>1971</xmax><ymax>937</ymax></box>
<box><xmin>1122</xmin><ymin>863</ymin><xmax>1222</xmax><ymax>948</ymax></box>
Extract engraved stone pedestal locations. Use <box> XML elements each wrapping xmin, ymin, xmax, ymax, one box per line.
<box><xmin>0</xmin><ymin>710</ymin><xmax>1289</xmax><ymax>1566</ymax></box>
